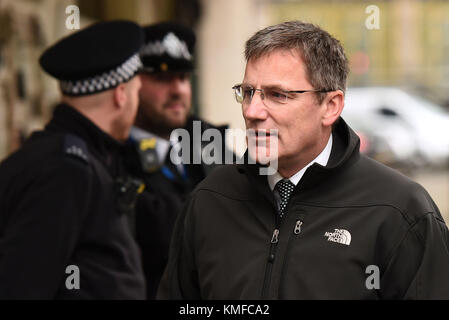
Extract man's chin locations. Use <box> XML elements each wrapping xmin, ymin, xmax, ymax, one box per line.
<box><xmin>248</xmin><ymin>146</ymin><xmax>278</xmax><ymax>165</ymax></box>
<box><xmin>166</xmin><ymin>118</ymin><xmax>188</xmax><ymax>130</ymax></box>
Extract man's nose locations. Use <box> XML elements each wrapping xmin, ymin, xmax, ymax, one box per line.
<box><xmin>243</xmin><ymin>90</ymin><xmax>268</xmax><ymax>121</ymax></box>
<box><xmin>169</xmin><ymin>77</ymin><xmax>187</xmax><ymax>91</ymax></box>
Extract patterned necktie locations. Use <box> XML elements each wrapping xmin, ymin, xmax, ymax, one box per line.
<box><xmin>275</xmin><ymin>179</ymin><xmax>295</xmax><ymax>217</ymax></box>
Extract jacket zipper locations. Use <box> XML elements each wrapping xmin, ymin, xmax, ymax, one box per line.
<box><xmin>261</xmin><ymin>215</ymin><xmax>281</xmax><ymax>299</ymax></box>
<box><xmin>271</xmin><ymin>229</ymin><xmax>280</xmax><ymax>243</ymax></box>
<box><xmin>278</xmin><ymin>219</ymin><xmax>304</xmax><ymax>298</ymax></box>
<box><xmin>294</xmin><ymin>220</ymin><xmax>303</xmax><ymax>235</ymax></box>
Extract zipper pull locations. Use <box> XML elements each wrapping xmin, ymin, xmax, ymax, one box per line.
<box><xmin>271</xmin><ymin>229</ymin><xmax>279</xmax><ymax>243</ymax></box>
<box><xmin>294</xmin><ymin>220</ymin><xmax>303</xmax><ymax>235</ymax></box>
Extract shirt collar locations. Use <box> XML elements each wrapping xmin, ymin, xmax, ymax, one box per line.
<box><xmin>267</xmin><ymin>133</ymin><xmax>333</xmax><ymax>191</ymax></box>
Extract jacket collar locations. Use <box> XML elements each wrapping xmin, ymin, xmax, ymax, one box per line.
<box><xmin>45</xmin><ymin>103</ymin><xmax>124</xmax><ymax>172</ymax></box>
<box><xmin>296</xmin><ymin>117</ymin><xmax>360</xmax><ymax>190</ymax></box>
<box><xmin>267</xmin><ymin>133</ymin><xmax>333</xmax><ymax>191</ymax></box>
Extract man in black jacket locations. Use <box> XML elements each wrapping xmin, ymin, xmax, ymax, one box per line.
<box><xmin>127</xmin><ymin>22</ymin><xmax>232</xmax><ymax>299</ymax></box>
<box><xmin>0</xmin><ymin>21</ymin><xmax>146</xmax><ymax>299</ymax></box>
<box><xmin>158</xmin><ymin>21</ymin><xmax>449</xmax><ymax>299</ymax></box>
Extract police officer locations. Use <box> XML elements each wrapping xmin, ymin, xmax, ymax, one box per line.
<box><xmin>0</xmin><ymin>20</ymin><xmax>146</xmax><ymax>299</ymax></box>
<box><xmin>126</xmin><ymin>22</ymin><xmax>233</xmax><ymax>299</ymax></box>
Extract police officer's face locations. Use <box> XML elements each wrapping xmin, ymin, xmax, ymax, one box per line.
<box><xmin>137</xmin><ymin>72</ymin><xmax>192</xmax><ymax>138</ymax></box>
<box><xmin>242</xmin><ymin>49</ymin><xmax>333</xmax><ymax>175</ymax></box>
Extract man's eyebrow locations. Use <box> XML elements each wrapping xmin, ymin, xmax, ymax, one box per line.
<box><xmin>241</xmin><ymin>82</ymin><xmax>290</xmax><ymax>90</ymax></box>
<box><xmin>263</xmin><ymin>84</ymin><xmax>289</xmax><ymax>90</ymax></box>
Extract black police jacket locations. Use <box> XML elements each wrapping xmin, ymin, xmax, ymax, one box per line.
<box><xmin>126</xmin><ymin>116</ymin><xmax>232</xmax><ymax>299</ymax></box>
<box><xmin>158</xmin><ymin>118</ymin><xmax>449</xmax><ymax>299</ymax></box>
<box><xmin>0</xmin><ymin>104</ymin><xmax>146</xmax><ymax>299</ymax></box>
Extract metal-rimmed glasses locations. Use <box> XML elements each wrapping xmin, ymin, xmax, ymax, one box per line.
<box><xmin>232</xmin><ymin>84</ymin><xmax>333</xmax><ymax>108</ymax></box>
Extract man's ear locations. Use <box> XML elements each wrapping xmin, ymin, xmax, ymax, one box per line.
<box><xmin>113</xmin><ymin>83</ymin><xmax>127</xmax><ymax>109</ymax></box>
<box><xmin>322</xmin><ymin>90</ymin><xmax>344</xmax><ymax>127</ymax></box>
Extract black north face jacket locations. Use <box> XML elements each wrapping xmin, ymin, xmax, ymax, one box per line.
<box><xmin>158</xmin><ymin>118</ymin><xmax>449</xmax><ymax>299</ymax></box>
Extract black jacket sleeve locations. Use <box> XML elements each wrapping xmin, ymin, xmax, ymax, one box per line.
<box><xmin>0</xmin><ymin>159</ymin><xmax>91</xmax><ymax>299</ymax></box>
<box><xmin>380</xmin><ymin>194</ymin><xmax>449</xmax><ymax>299</ymax></box>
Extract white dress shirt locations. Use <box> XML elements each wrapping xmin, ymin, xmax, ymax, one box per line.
<box><xmin>267</xmin><ymin>134</ymin><xmax>333</xmax><ymax>197</ymax></box>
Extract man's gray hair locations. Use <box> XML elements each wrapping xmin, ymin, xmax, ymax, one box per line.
<box><xmin>245</xmin><ymin>21</ymin><xmax>349</xmax><ymax>103</ymax></box>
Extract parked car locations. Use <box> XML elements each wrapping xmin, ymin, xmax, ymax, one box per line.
<box><xmin>342</xmin><ymin>87</ymin><xmax>449</xmax><ymax>168</ymax></box>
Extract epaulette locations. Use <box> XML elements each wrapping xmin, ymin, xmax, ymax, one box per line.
<box><xmin>134</xmin><ymin>137</ymin><xmax>161</xmax><ymax>173</ymax></box>
<box><xmin>64</xmin><ymin>133</ymin><xmax>89</xmax><ymax>164</ymax></box>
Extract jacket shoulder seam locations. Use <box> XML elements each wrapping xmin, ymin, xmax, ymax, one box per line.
<box><xmin>294</xmin><ymin>202</ymin><xmax>416</xmax><ymax>226</ymax></box>
<box><xmin>383</xmin><ymin>212</ymin><xmax>433</xmax><ymax>283</ymax></box>
<box><xmin>194</xmin><ymin>187</ymin><xmax>252</xmax><ymax>202</ymax></box>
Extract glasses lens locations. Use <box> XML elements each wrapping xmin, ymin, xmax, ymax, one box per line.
<box><xmin>234</xmin><ymin>85</ymin><xmax>244</xmax><ymax>103</ymax></box>
<box><xmin>241</xmin><ymin>85</ymin><xmax>255</xmax><ymax>104</ymax></box>
<box><xmin>266</xmin><ymin>88</ymin><xmax>288</xmax><ymax>105</ymax></box>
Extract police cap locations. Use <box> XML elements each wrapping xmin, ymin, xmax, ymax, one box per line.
<box><xmin>39</xmin><ymin>20</ymin><xmax>144</xmax><ymax>96</ymax></box>
<box><xmin>139</xmin><ymin>22</ymin><xmax>195</xmax><ymax>73</ymax></box>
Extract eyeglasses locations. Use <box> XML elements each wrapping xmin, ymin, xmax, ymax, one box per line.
<box><xmin>232</xmin><ymin>84</ymin><xmax>332</xmax><ymax>108</ymax></box>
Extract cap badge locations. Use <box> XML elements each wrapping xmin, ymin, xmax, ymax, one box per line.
<box><xmin>140</xmin><ymin>32</ymin><xmax>192</xmax><ymax>61</ymax></box>
<box><xmin>163</xmin><ymin>32</ymin><xmax>191</xmax><ymax>60</ymax></box>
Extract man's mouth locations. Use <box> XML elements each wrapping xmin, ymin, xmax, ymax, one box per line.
<box><xmin>165</xmin><ymin>103</ymin><xmax>184</xmax><ymax>110</ymax></box>
<box><xmin>248</xmin><ymin>129</ymin><xmax>278</xmax><ymax>138</ymax></box>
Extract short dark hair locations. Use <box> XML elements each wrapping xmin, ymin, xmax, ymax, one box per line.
<box><xmin>245</xmin><ymin>21</ymin><xmax>349</xmax><ymax>103</ymax></box>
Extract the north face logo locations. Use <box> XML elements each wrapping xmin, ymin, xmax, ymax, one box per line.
<box><xmin>324</xmin><ymin>229</ymin><xmax>351</xmax><ymax>246</ymax></box>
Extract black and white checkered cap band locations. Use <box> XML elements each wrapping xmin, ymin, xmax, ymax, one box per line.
<box><xmin>59</xmin><ymin>54</ymin><xmax>142</xmax><ymax>96</ymax></box>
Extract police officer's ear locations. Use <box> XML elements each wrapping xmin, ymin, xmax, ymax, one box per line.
<box><xmin>113</xmin><ymin>83</ymin><xmax>128</xmax><ymax>110</ymax></box>
<box><xmin>321</xmin><ymin>90</ymin><xmax>344</xmax><ymax>127</ymax></box>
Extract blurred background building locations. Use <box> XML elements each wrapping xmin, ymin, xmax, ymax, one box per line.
<box><xmin>1</xmin><ymin>0</ymin><xmax>448</xmax><ymax>218</ymax></box>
